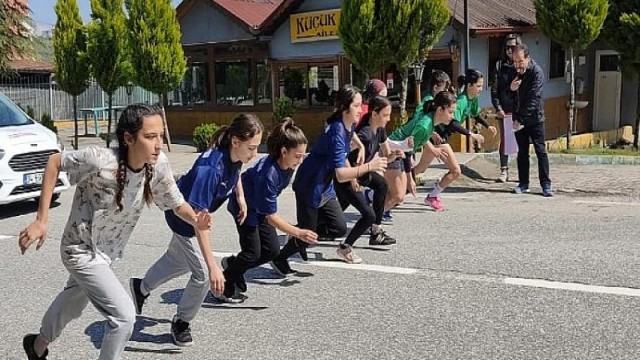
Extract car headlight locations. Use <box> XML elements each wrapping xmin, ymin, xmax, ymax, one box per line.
<box><xmin>56</xmin><ymin>136</ymin><xmax>65</xmax><ymax>151</ymax></box>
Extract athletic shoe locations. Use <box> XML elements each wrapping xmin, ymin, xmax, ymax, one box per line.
<box><xmin>171</xmin><ymin>315</ymin><xmax>193</xmax><ymax>347</ymax></box>
<box><xmin>336</xmin><ymin>244</ymin><xmax>362</xmax><ymax>264</ymax></box>
<box><xmin>369</xmin><ymin>230</ymin><xmax>396</xmax><ymax>245</ymax></box>
<box><xmin>542</xmin><ymin>184</ymin><xmax>554</xmax><ymax>197</ymax></box>
<box><xmin>236</xmin><ymin>276</ymin><xmax>247</xmax><ymax>293</ymax></box>
<box><xmin>498</xmin><ymin>168</ymin><xmax>508</xmax><ymax>183</ymax></box>
<box><xmin>513</xmin><ymin>184</ymin><xmax>531</xmax><ymax>194</ymax></box>
<box><xmin>213</xmin><ymin>282</ymin><xmax>248</xmax><ymax>304</ymax></box>
<box><xmin>382</xmin><ymin>211</ymin><xmax>394</xmax><ymax>224</ymax></box>
<box><xmin>425</xmin><ymin>196</ymin><xmax>444</xmax><ymax>212</ymax></box>
<box><xmin>270</xmin><ymin>259</ymin><xmax>296</xmax><ymax>277</ymax></box>
<box><xmin>129</xmin><ymin>278</ymin><xmax>148</xmax><ymax>315</ymax></box>
<box><xmin>23</xmin><ymin>334</ymin><xmax>48</xmax><ymax>360</ymax></box>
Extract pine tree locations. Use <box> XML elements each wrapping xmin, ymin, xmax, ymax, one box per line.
<box><xmin>54</xmin><ymin>0</ymin><xmax>91</xmax><ymax>150</ymax></box>
<box><xmin>379</xmin><ymin>0</ymin><xmax>449</xmax><ymax>117</ymax></box>
<box><xmin>338</xmin><ymin>0</ymin><xmax>385</xmax><ymax>81</ymax></box>
<box><xmin>603</xmin><ymin>1</ymin><xmax>640</xmax><ymax>149</ymax></box>
<box><xmin>0</xmin><ymin>0</ymin><xmax>32</xmax><ymax>73</ymax></box>
<box><xmin>126</xmin><ymin>0</ymin><xmax>187</xmax><ymax>152</ymax></box>
<box><xmin>88</xmin><ymin>0</ymin><xmax>132</xmax><ymax>147</ymax></box>
<box><xmin>535</xmin><ymin>0</ymin><xmax>608</xmax><ymax>149</ymax></box>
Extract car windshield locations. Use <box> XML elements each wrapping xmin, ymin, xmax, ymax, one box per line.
<box><xmin>0</xmin><ymin>92</ymin><xmax>32</xmax><ymax>127</ymax></box>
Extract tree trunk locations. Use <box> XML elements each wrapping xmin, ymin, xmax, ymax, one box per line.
<box><xmin>399</xmin><ymin>67</ymin><xmax>409</xmax><ymax>121</ymax></box>
<box><xmin>160</xmin><ymin>93</ymin><xmax>172</xmax><ymax>152</ymax></box>
<box><xmin>635</xmin><ymin>77</ymin><xmax>640</xmax><ymax>149</ymax></box>
<box><xmin>567</xmin><ymin>47</ymin><xmax>575</xmax><ymax>150</ymax></box>
<box><xmin>106</xmin><ymin>94</ymin><xmax>113</xmax><ymax>148</ymax></box>
<box><xmin>73</xmin><ymin>96</ymin><xmax>78</xmax><ymax>150</ymax></box>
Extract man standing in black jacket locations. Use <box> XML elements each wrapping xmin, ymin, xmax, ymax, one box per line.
<box><xmin>510</xmin><ymin>44</ymin><xmax>553</xmax><ymax>197</ymax></box>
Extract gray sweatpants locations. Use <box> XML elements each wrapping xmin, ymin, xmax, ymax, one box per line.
<box><xmin>141</xmin><ymin>232</ymin><xmax>209</xmax><ymax>322</ymax></box>
<box><xmin>40</xmin><ymin>245</ymin><xmax>136</xmax><ymax>360</ymax></box>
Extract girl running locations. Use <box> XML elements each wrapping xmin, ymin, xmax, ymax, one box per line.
<box><xmin>421</xmin><ymin>69</ymin><xmax>496</xmax><ymax>211</ymax></box>
<box><xmin>221</xmin><ymin>118</ymin><xmax>318</xmax><ymax>301</ymax></box>
<box><xmin>336</xmin><ymin>95</ymin><xmax>399</xmax><ymax>259</ymax></box>
<box><xmin>388</xmin><ymin>91</ymin><xmax>458</xmax><ymax>211</ymax></box>
<box><xmin>385</xmin><ymin>70</ymin><xmax>453</xmax><ymax>214</ymax></box>
<box><xmin>130</xmin><ymin>114</ymin><xmax>263</xmax><ymax>347</ymax></box>
<box><xmin>270</xmin><ymin>85</ymin><xmax>387</xmax><ymax>272</ymax></box>
<box><xmin>19</xmin><ymin>104</ymin><xmax>212</xmax><ymax>360</ymax></box>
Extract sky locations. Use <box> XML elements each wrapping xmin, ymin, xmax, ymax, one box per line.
<box><xmin>30</xmin><ymin>0</ymin><xmax>183</xmax><ymax>33</ymax></box>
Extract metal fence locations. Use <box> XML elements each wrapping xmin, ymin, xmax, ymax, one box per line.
<box><xmin>0</xmin><ymin>78</ymin><xmax>159</xmax><ymax>121</ymax></box>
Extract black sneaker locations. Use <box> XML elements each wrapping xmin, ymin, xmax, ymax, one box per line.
<box><xmin>129</xmin><ymin>278</ymin><xmax>149</xmax><ymax>315</ymax></box>
<box><xmin>269</xmin><ymin>259</ymin><xmax>295</xmax><ymax>277</ymax></box>
<box><xmin>23</xmin><ymin>334</ymin><xmax>48</xmax><ymax>360</ymax></box>
<box><xmin>171</xmin><ymin>315</ymin><xmax>193</xmax><ymax>347</ymax></box>
<box><xmin>369</xmin><ymin>231</ymin><xmax>396</xmax><ymax>245</ymax></box>
<box><xmin>236</xmin><ymin>276</ymin><xmax>247</xmax><ymax>293</ymax></box>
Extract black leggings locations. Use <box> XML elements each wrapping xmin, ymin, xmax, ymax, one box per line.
<box><xmin>336</xmin><ymin>172</ymin><xmax>388</xmax><ymax>246</ymax></box>
<box><xmin>224</xmin><ymin>219</ymin><xmax>280</xmax><ymax>284</ymax></box>
<box><xmin>274</xmin><ymin>195</ymin><xmax>347</xmax><ymax>261</ymax></box>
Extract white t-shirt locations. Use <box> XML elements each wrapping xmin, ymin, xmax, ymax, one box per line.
<box><xmin>60</xmin><ymin>146</ymin><xmax>184</xmax><ymax>261</ymax></box>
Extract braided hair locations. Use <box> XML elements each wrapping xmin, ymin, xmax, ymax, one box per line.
<box><xmin>115</xmin><ymin>103</ymin><xmax>163</xmax><ymax>212</ymax></box>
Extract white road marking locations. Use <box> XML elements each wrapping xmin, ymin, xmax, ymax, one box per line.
<box><xmin>504</xmin><ymin>277</ymin><xmax>640</xmax><ymax>297</ymax></box>
<box><xmin>573</xmin><ymin>200</ymin><xmax>640</xmax><ymax>206</ymax></box>
<box><xmin>292</xmin><ymin>260</ymin><xmax>417</xmax><ymax>275</ymax></box>
<box><xmin>214</xmin><ymin>250</ymin><xmax>416</xmax><ymax>275</ymax></box>
<box><xmin>0</xmin><ymin>235</ymin><xmax>14</xmax><ymax>240</ymax></box>
<box><xmin>214</xmin><ymin>251</ymin><xmax>640</xmax><ymax>297</ymax></box>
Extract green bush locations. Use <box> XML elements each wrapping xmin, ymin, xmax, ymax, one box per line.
<box><xmin>40</xmin><ymin>113</ymin><xmax>58</xmax><ymax>134</ymax></box>
<box><xmin>192</xmin><ymin>122</ymin><xmax>219</xmax><ymax>152</ymax></box>
<box><xmin>272</xmin><ymin>96</ymin><xmax>294</xmax><ymax>124</ymax></box>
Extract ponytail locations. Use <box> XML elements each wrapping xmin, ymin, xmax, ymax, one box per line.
<box><xmin>209</xmin><ymin>113</ymin><xmax>263</xmax><ymax>149</ymax></box>
<box><xmin>267</xmin><ymin>117</ymin><xmax>308</xmax><ymax>159</ymax></box>
<box><xmin>425</xmin><ymin>91</ymin><xmax>456</xmax><ymax>114</ymax></box>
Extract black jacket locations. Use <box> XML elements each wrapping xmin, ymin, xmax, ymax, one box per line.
<box><xmin>491</xmin><ymin>60</ymin><xmax>518</xmax><ymax>113</ymax></box>
<box><xmin>513</xmin><ymin>59</ymin><xmax>545</xmax><ymax>127</ymax></box>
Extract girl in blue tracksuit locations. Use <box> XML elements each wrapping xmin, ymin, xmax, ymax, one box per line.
<box><xmin>130</xmin><ymin>113</ymin><xmax>263</xmax><ymax>347</ymax></box>
<box><xmin>270</xmin><ymin>85</ymin><xmax>388</xmax><ymax>273</ymax></box>
<box><xmin>221</xmin><ymin>118</ymin><xmax>318</xmax><ymax>302</ymax></box>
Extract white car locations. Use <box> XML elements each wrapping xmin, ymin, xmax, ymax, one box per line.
<box><xmin>0</xmin><ymin>92</ymin><xmax>70</xmax><ymax>205</ymax></box>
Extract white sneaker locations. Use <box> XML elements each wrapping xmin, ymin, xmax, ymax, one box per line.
<box><xmin>336</xmin><ymin>244</ymin><xmax>362</xmax><ymax>264</ymax></box>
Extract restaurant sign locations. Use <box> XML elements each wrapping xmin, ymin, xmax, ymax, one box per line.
<box><xmin>290</xmin><ymin>9</ymin><xmax>341</xmax><ymax>43</ymax></box>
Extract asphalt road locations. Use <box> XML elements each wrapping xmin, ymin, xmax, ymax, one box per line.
<box><xmin>1</xmin><ymin>162</ymin><xmax>639</xmax><ymax>359</ymax></box>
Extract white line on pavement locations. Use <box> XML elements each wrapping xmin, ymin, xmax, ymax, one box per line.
<box><xmin>213</xmin><ymin>251</ymin><xmax>417</xmax><ymax>275</ymax></box>
<box><xmin>504</xmin><ymin>277</ymin><xmax>640</xmax><ymax>297</ymax></box>
<box><xmin>0</xmin><ymin>235</ymin><xmax>14</xmax><ymax>240</ymax></box>
<box><xmin>573</xmin><ymin>200</ymin><xmax>640</xmax><ymax>206</ymax></box>
<box><xmin>214</xmin><ymin>251</ymin><xmax>640</xmax><ymax>296</ymax></box>
<box><xmin>293</xmin><ymin>260</ymin><xmax>418</xmax><ymax>275</ymax></box>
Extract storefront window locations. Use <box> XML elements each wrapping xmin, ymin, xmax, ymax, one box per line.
<box><xmin>169</xmin><ymin>62</ymin><xmax>209</xmax><ymax>106</ymax></box>
<box><xmin>310</xmin><ymin>65</ymin><xmax>338</xmax><ymax>107</ymax></box>
<box><xmin>279</xmin><ymin>66</ymin><xmax>308</xmax><ymax>108</ymax></box>
<box><xmin>257</xmin><ymin>59</ymin><xmax>272</xmax><ymax>105</ymax></box>
<box><xmin>216</xmin><ymin>60</ymin><xmax>253</xmax><ymax>106</ymax></box>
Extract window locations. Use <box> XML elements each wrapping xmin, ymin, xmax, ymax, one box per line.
<box><xmin>168</xmin><ymin>62</ymin><xmax>210</xmax><ymax>106</ymax></box>
<box><xmin>276</xmin><ymin>61</ymin><xmax>340</xmax><ymax>108</ymax></box>
<box><xmin>256</xmin><ymin>59</ymin><xmax>272</xmax><ymax>105</ymax></box>
<box><xmin>549</xmin><ymin>41</ymin><xmax>566</xmax><ymax>79</ymax></box>
<box><xmin>215</xmin><ymin>60</ymin><xmax>253</xmax><ymax>107</ymax></box>
<box><xmin>310</xmin><ymin>65</ymin><xmax>338</xmax><ymax>107</ymax></box>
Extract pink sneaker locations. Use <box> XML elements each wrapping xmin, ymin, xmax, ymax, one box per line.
<box><xmin>425</xmin><ymin>196</ymin><xmax>445</xmax><ymax>212</ymax></box>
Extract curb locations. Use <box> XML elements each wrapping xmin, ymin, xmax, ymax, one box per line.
<box><xmin>476</xmin><ymin>152</ymin><xmax>640</xmax><ymax>166</ymax></box>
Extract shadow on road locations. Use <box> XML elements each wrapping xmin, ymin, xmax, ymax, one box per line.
<box><xmin>0</xmin><ymin>198</ymin><xmax>61</xmax><ymax>219</ymax></box>
<box><xmin>85</xmin><ymin>315</ymin><xmax>178</xmax><ymax>351</ymax></box>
